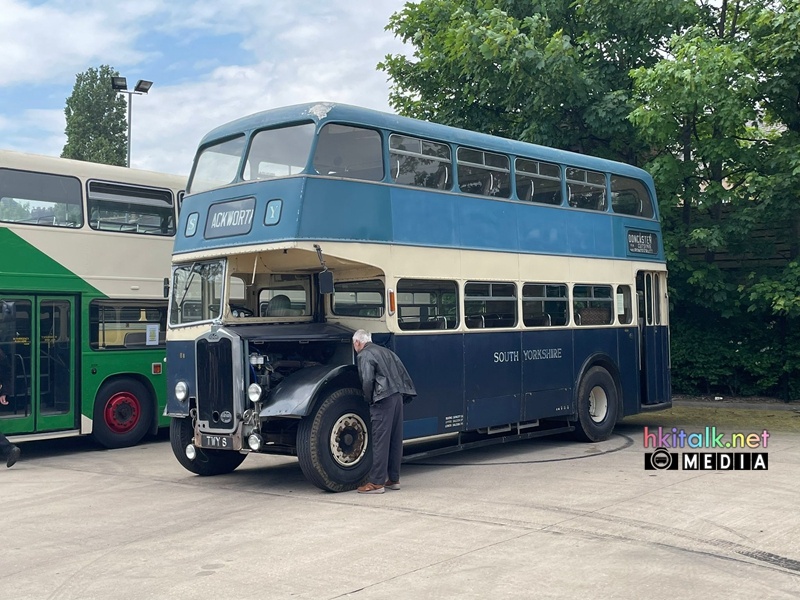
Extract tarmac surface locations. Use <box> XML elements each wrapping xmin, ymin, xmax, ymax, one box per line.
<box><xmin>2</xmin><ymin>407</ymin><xmax>800</xmax><ymax>600</ymax></box>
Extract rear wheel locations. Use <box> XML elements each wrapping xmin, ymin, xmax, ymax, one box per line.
<box><xmin>92</xmin><ymin>379</ymin><xmax>153</xmax><ymax>449</ymax></box>
<box><xmin>573</xmin><ymin>366</ymin><xmax>618</xmax><ymax>442</ymax></box>
<box><xmin>297</xmin><ymin>387</ymin><xmax>371</xmax><ymax>492</ymax></box>
<box><xmin>169</xmin><ymin>417</ymin><xmax>246</xmax><ymax>476</ymax></box>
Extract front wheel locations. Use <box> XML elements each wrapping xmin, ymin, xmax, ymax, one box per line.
<box><xmin>169</xmin><ymin>417</ymin><xmax>246</xmax><ymax>476</ymax></box>
<box><xmin>573</xmin><ymin>366</ymin><xmax>619</xmax><ymax>442</ymax></box>
<box><xmin>93</xmin><ymin>379</ymin><xmax>153</xmax><ymax>449</ymax></box>
<box><xmin>297</xmin><ymin>387</ymin><xmax>371</xmax><ymax>492</ymax></box>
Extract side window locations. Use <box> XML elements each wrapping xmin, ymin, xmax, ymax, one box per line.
<box><xmin>390</xmin><ymin>134</ymin><xmax>451</xmax><ymax>190</ymax></box>
<box><xmin>397</xmin><ymin>279</ymin><xmax>458</xmax><ymax>330</ymax></box>
<box><xmin>616</xmin><ymin>285</ymin><xmax>633</xmax><ymax>325</ymax></box>
<box><xmin>522</xmin><ymin>283</ymin><xmax>569</xmax><ymax>327</ymax></box>
<box><xmin>611</xmin><ymin>175</ymin><xmax>655</xmax><ymax>219</ymax></box>
<box><xmin>457</xmin><ymin>148</ymin><xmax>511</xmax><ymax>198</ymax></box>
<box><xmin>0</xmin><ymin>168</ymin><xmax>83</xmax><ymax>228</ymax></box>
<box><xmin>515</xmin><ymin>159</ymin><xmax>562</xmax><ymax>205</ymax></box>
<box><xmin>644</xmin><ymin>273</ymin><xmax>654</xmax><ymax>326</ymax></box>
<box><xmin>332</xmin><ymin>280</ymin><xmax>385</xmax><ymax>317</ymax></box>
<box><xmin>88</xmin><ymin>181</ymin><xmax>175</xmax><ymax>236</ymax></box>
<box><xmin>313</xmin><ymin>124</ymin><xmax>384</xmax><ymax>181</ymax></box>
<box><xmin>89</xmin><ymin>300</ymin><xmax>167</xmax><ymax>349</ymax></box>
<box><xmin>573</xmin><ymin>284</ymin><xmax>614</xmax><ymax>326</ymax></box>
<box><xmin>566</xmin><ymin>168</ymin><xmax>606</xmax><ymax>211</ymax></box>
<box><xmin>464</xmin><ymin>282</ymin><xmax>517</xmax><ymax>329</ymax></box>
<box><xmin>259</xmin><ymin>284</ymin><xmax>310</xmax><ymax>318</ymax></box>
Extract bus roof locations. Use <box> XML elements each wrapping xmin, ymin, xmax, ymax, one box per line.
<box><xmin>198</xmin><ymin>102</ymin><xmax>651</xmax><ymax>181</ymax></box>
<box><xmin>0</xmin><ymin>149</ymin><xmax>187</xmax><ymax>190</ymax></box>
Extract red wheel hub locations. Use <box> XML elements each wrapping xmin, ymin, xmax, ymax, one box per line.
<box><xmin>104</xmin><ymin>392</ymin><xmax>141</xmax><ymax>433</ymax></box>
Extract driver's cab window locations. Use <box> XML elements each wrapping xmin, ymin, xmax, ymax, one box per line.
<box><xmin>227</xmin><ymin>276</ymin><xmax>249</xmax><ymax>318</ymax></box>
<box><xmin>259</xmin><ymin>275</ymin><xmax>311</xmax><ymax>318</ymax></box>
<box><xmin>226</xmin><ymin>273</ymin><xmax>311</xmax><ymax>319</ymax></box>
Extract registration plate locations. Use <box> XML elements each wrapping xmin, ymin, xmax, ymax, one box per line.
<box><xmin>200</xmin><ymin>434</ymin><xmax>233</xmax><ymax>449</ymax></box>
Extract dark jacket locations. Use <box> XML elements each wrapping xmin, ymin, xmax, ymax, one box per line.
<box><xmin>356</xmin><ymin>342</ymin><xmax>417</xmax><ymax>404</ymax></box>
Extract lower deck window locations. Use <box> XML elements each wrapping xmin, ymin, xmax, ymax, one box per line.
<box><xmin>522</xmin><ymin>283</ymin><xmax>569</xmax><ymax>327</ymax></box>
<box><xmin>573</xmin><ymin>284</ymin><xmax>614</xmax><ymax>326</ymax></box>
<box><xmin>90</xmin><ymin>300</ymin><xmax>167</xmax><ymax>349</ymax></box>
<box><xmin>465</xmin><ymin>282</ymin><xmax>517</xmax><ymax>329</ymax></box>
<box><xmin>397</xmin><ymin>279</ymin><xmax>458</xmax><ymax>330</ymax></box>
<box><xmin>332</xmin><ymin>280</ymin><xmax>385</xmax><ymax>317</ymax></box>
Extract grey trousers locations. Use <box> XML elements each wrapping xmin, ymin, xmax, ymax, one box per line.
<box><xmin>369</xmin><ymin>392</ymin><xmax>403</xmax><ymax>485</ymax></box>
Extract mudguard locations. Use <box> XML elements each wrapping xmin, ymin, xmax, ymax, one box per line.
<box><xmin>259</xmin><ymin>364</ymin><xmax>359</xmax><ymax>418</ymax></box>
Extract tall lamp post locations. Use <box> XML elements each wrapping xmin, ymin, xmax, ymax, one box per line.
<box><xmin>111</xmin><ymin>77</ymin><xmax>153</xmax><ymax>167</ymax></box>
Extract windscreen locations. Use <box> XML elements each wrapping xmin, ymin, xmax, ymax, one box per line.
<box><xmin>243</xmin><ymin>123</ymin><xmax>315</xmax><ymax>181</ymax></box>
<box><xmin>189</xmin><ymin>136</ymin><xmax>246</xmax><ymax>194</ymax></box>
<box><xmin>169</xmin><ymin>260</ymin><xmax>226</xmax><ymax>325</ymax></box>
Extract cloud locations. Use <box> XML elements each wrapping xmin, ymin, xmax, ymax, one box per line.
<box><xmin>0</xmin><ymin>0</ymin><xmax>152</xmax><ymax>86</ymax></box>
<box><xmin>0</xmin><ymin>0</ymin><xmax>410</xmax><ymax>176</ymax></box>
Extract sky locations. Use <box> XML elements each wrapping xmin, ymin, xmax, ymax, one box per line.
<box><xmin>0</xmin><ymin>0</ymin><xmax>411</xmax><ymax>177</ymax></box>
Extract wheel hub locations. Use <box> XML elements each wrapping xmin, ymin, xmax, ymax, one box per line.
<box><xmin>329</xmin><ymin>413</ymin><xmax>368</xmax><ymax>467</ymax></box>
<box><xmin>588</xmin><ymin>385</ymin><xmax>609</xmax><ymax>423</ymax></box>
<box><xmin>104</xmin><ymin>392</ymin><xmax>141</xmax><ymax>433</ymax></box>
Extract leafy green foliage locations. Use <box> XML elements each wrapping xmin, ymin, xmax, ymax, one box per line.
<box><xmin>382</xmin><ymin>0</ymin><xmax>800</xmax><ymax>398</ymax></box>
<box><xmin>62</xmin><ymin>65</ymin><xmax>128</xmax><ymax>166</ymax></box>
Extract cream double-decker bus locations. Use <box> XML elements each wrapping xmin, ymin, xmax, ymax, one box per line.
<box><xmin>0</xmin><ymin>150</ymin><xmax>185</xmax><ymax>447</ymax></box>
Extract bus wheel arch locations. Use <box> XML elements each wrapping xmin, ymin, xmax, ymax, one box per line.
<box><xmin>92</xmin><ymin>376</ymin><xmax>155</xmax><ymax>448</ymax></box>
<box><xmin>573</xmin><ymin>359</ymin><xmax>621</xmax><ymax>443</ymax></box>
<box><xmin>296</xmin><ymin>386</ymin><xmax>371</xmax><ymax>493</ymax></box>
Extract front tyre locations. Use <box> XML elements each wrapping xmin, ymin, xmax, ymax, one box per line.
<box><xmin>169</xmin><ymin>417</ymin><xmax>246</xmax><ymax>476</ymax></box>
<box><xmin>92</xmin><ymin>378</ymin><xmax>153</xmax><ymax>449</ymax></box>
<box><xmin>573</xmin><ymin>366</ymin><xmax>619</xmax><ymax>442</ymax></box>
<box><xmin>297</xmin><ymin>387</ymin><xmax>371</xmax><ymax>492</ymax></box>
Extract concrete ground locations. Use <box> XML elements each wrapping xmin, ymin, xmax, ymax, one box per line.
<box><xmin>2</xmin><ymin>407</ymin><xmax>799</xmax><ymax>600</ymax></box>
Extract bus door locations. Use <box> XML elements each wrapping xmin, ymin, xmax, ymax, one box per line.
<box><xmin>636</xmin><ymin>272</ymin><xmax>670</xmax><ymax>405</ymax></box>
<box><xmin>0</xmin><ymin>296</ymin><xmax>77</xmax><ymax>436</ymax></box>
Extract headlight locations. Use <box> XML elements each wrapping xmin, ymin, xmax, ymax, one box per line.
<box><xmin>247</xmin><ymin>383</ymin><xmax>262</xmax><ymax>403</ymax></box>
<box><xmin>248</xmin><ymin>433</ymin><xmax>263</xmax><ymax>451</ymax></box>
<box><xmin>175</xmin><ymin>381</ymin><xmax>188</xmax><ymax>402</ymax></box>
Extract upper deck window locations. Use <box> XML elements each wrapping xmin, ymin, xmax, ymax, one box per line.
<box><xmin>243</xmin><ymin>123</ymin><xmax>315</xmax><ymax>182</ymax></box>
<box><xmin>457</xmin><ymin>148</ymin><xmax>510</xmax><ymax>198</ymax></box>
<box><xmin>88</xmin><ymin>181</ymin><xmax>175</xmax><ymax>236</ymax></box>
<box><xmin>611</xmin><ymin>175</ymin><xmax>655</xmax><ymax>219</ymax></box>
<box><xmin>313</xmin><ymin>124</ymin><xmax>384</xmax><ymax>181</ymax></box>
<box><xmin>515</xmin><ymin>159</ymin><xmax>562</xmax><ymax>205</ymax></box>
<box><xmin>0</xmin><ymin>168</ymin><xmax>82</xmax><ymax>228</ymax></box>
<box><xmin>189</xmin><ymin>135</ymin><xmax>246</xmax><ymax>194</ymax></box>
<box><xmin>389</xmin><ymin>134</ymin><xmax>451</xmax><ymax>190</ymax></box>
<box><xmin>566</xmin><ymin>168</ymin><xmax>606</xmax><ymax>211</ymax></box>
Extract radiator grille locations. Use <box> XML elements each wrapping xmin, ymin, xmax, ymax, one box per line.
<box><xmin>196</xmin><ymin>337</ymin><xmax>235</xmax><ymax>430</ymax></box>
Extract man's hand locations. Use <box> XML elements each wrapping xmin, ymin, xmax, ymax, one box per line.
<box><xmin>0</xmin><ymin>394</ymin><xmax>7</xmax><ymax>406</ymax></box>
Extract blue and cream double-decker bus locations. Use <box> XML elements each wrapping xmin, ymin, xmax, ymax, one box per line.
<box><xmin>166</xmin><ymin>102</ymin><xmax>670</xmax><ymax>491</ymax></box>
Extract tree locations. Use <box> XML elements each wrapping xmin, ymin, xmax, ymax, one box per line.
<box><xmin>629</xmin><ymin>1</ymin><xmax>800</xmax><ymax>396</ymax></box>
<box><xmin>62</xmin><ymin>65</ymin><xmax>128</xmax><ymax>166</ymax></box>
<box><xmin>381</xmin><ymin>0</ymin><xmax>800</xmax><ymax>398</ymax></box>
<box><xmin>380</xmin><ymin>0</ymin><xmax>697</xmax><ymax>165</ymax></box>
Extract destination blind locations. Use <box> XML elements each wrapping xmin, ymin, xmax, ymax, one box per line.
<box><xmin>205</xmin><ymin>197</ymin><xmax>256</xmax><ymax>239</ymax></box>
